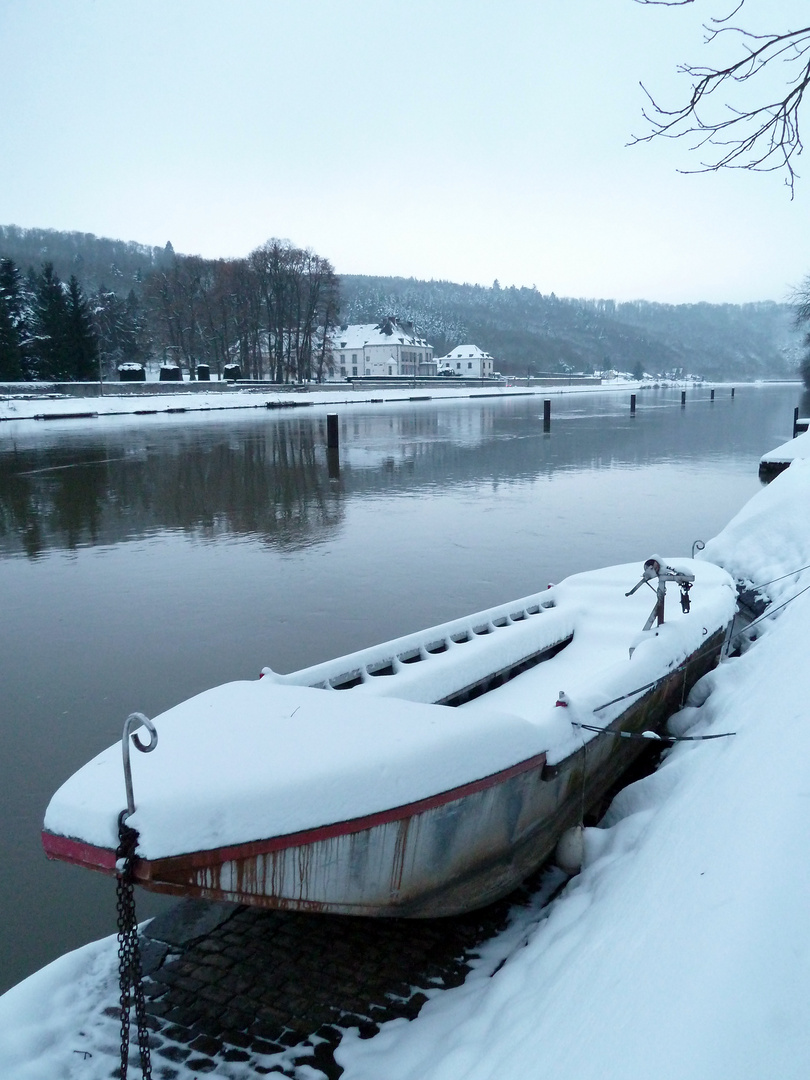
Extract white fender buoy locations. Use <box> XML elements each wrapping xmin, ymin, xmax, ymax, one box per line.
<box><xmin>555</xmin><ymin>824</ymin><xmax>585</xmax><ymax>876</ymax></box>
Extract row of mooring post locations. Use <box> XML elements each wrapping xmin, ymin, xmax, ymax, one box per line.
<box><xmin>540</xmin><ymin>388</ymin><xmax>735</xmax><ymax>431</ymax></box>
<box><xmin>325</xmin><ymin>391</ymin><xmax>740</xmax><ymax>457</ymax></box>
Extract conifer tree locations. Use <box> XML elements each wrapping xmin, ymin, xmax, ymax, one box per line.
<box><xmin>65</xmin><ymin>275</ymin><xmax>98</xmax><ymax>380</ymax></box>
<box><xmin>0</xmin><ymin>258</ymin><xmax>28</xmax><ymax>380</ymax></box>
<box><xmin>32</xmin><ymin>262</ymin><xmax>71</xmax><ymax>379</ymax></box>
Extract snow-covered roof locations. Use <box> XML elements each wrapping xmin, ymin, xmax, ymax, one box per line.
<box><xmin>435</xmin><ymin>344</ymin><xmax>494</xmax><ymax>362</ymax></box>
<box><xmin>332</xmin><ymin>321</ymin><xmax>431</xmax><ymax>350</ymax></box>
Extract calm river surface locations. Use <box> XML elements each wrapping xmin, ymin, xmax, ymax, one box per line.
<box><xmin>0</xmin><ymin>383</ymin><xmax>802</xmax><ymax>992</ymax></box>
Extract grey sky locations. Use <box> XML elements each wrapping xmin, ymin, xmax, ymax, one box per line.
<box><xmin>2</xmin><ymin>0</ymin><xmax>809</xmax><ymax>303</ymax></box>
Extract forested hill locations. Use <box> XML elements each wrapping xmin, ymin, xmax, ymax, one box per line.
<box><xmin>0</xmin><ymin>225</ymin><xmax>801</xmax><ymax>381</ymax></box>
<box><xmin>0</xmin><ymin>225</ymin><xmax>174</xmax><ymax>296</ymax></box>
<box><xmin>340</xmin><ymin>275</ymin><xmax>801</xmax><ymax>380</ymax></box>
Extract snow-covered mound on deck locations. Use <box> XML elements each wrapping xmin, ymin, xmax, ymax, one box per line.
<box><xmin>43</xmin><ymin>560</ymin><xmax>735</xmax><ymax>862</ymax></box>
<box><xmin>461</xmin><ymin>560</ymin><xmax>735</xmax><ymax>765</ymax></box>
<box><xmin>43</xmin><ymin>684</ymin><xmax>549</xmax><ymax>860</ymax></box>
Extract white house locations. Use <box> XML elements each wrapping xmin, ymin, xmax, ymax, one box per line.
<box><xmin>329</xmin><ymin>317</ymin><xmax>435</xmax><ymax>379</ymax></box>
<box><xmin>434</xmin><ymin>344</ymin><xmax>496</xmax><ymax>378</ymax></box>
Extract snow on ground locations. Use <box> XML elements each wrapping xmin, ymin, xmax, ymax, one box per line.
<box><xmin>3</xmin><ymin>434</ymin><xmax>810</xmax><ymax>1080</ymax></box>
<box><xmin>0</xmin><ymin>380</ymin><xmax>649</xmax><ymax>424</ymax></box>
<box><xmin>702</xmin><ymin>456</ymin><xmax>810</xmax><ymax>606</ymax></box>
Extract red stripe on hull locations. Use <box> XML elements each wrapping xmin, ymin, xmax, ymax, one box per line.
<box><xmin>42</xmin><ymin>750</ymin><xmax>547</xmax><ymax>874</ymax></box>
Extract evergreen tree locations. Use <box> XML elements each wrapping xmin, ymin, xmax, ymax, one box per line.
<box><xmin>0</xmin><ymin>258</ymin><xmax>28</xmax><ymax>380</ymax></box>
<box><xmin>65</xmin><ymin>275</ymin><xmax>98</xmax><ymax>380</ymax></box>
<box><xmin>91</xmin><ymin>286</ymin><xmax>149</xmax><ymax>377</ymax></box>
<box><xmin>31</xmin><ymin>262</ymin><xmax>71</xmax><ymax>379</ymax></box>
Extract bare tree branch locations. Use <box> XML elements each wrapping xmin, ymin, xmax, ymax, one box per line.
<box><xmin>632</xmin><ymin>1</ymin><xmax>810</xmax><ymax>195</ymax></box>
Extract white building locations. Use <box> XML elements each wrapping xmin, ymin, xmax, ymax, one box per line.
<box><xmin>435</xmin><ymin>344</ymin><xmax>496</xmax><ymax>378</ymax></box>
<box><xmin>330</xmin><ymin>317</ymin><xmax>435</xmax><ymax>379</ymax></box>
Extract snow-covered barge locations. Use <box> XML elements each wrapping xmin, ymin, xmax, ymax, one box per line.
<box><xmin>42</xmin><ymin>559</ymin><xmax>735</xmax><ymax>917</ymax></box>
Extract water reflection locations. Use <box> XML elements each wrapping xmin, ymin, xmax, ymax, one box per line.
<box><xmin>0</xmin><ymin>419</ymin><xmax>344</xmax><ymax>557</ymax></box>
<box><xmin>0</xmin><ymin>388</ymin><xmax>795</xmax><ymax>558</ymax></box>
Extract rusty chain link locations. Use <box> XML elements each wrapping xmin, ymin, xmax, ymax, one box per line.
<box><xmin>116</xmin><ymin>810</ymin><xmax>152</xmax><ymax>1080</ymax></box>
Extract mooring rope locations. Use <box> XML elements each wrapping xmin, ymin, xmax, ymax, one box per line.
<box><xmin>571</xmin><ymin>721</ymin><xmax>735</xmax><ymax>743</ymax></box>
<box><xmin>742</xmin><ymin>561</ymin><xmax>810</xmax><ymax>591</ymax></box>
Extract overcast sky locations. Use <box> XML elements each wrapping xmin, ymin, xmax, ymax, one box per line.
<box><xmin>2</xmin><ymin>0</ymin><xmax>809</xmax><ymax>304</ymax></box>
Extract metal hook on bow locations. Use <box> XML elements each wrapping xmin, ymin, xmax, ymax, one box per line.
<box><xmin>121</xmin><ymin>712</ymin><xmax>158</xmax><ymax>822</ymax></box>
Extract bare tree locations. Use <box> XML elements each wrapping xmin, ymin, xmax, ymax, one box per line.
<box><xmin>633</xmin><ymin>1</ymin><xmax>810</xmax><ymax>195</ymax></box>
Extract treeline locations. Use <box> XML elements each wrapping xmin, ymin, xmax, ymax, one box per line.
<box><xmin>143</xmin><ymin>242</ymin><xmax>338</xmax><ymax>381</ymax></box>
<box><xmin>0</xmin><ymin>259</ymin><xmax>101</xmax><ymax>380</ymax></box>
<box><xmin>340</xmin><ymin>276</ymin><xmax>801</xmax><ymax>380</ymax></box>
<box><xmin>0</xmin><ymin>237</ymin><xmax>339</xmax><ymax>383</ymax></box>
<box><xmin>1</xmin><ymin>224</ymin><xmax>803</xmax><ymax>382</ymax></box>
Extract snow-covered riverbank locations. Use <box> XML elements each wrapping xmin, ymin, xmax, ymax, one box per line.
<box><xmin>2</xmin><ymin>450</ymin><xmax>810</xmax><ymax>1079</ymax></box>
<box><xmin>0</xmin><ymin>378</ymin><xmax>685</xmax><ymax>424</ymax></box>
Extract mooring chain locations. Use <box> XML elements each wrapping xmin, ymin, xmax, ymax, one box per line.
<box><xmin>116</xmin><ymin>811</ymin><xmax>152</xmax><ymax>1080</ymax></box>
<box><xmin>116</xmin><ymin>711</ymin><xmax>158</xmax><ymax>1080</ymax></box>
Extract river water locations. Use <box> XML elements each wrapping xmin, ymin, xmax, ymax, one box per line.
<box><xmin>0</xmin><ymin>383</ymin><xmax>802</xmax><ymax>993</ymax></box>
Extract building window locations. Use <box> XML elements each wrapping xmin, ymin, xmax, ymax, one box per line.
<box><xmin>340</xmin><ymin>366</ymin><xmax>347</xmax><ymax>376</ymax></box>
<box><xmin>352</xmin><ymin>353</ymin><xmax>357</xmax><ymax>362</ymax></box>
<box><xmin>468</xmin><ymin>362</ymin><xmax>472</xmax><ymax>369</ymax></box>
<box><xmin>352</xmin><ymin>366</ymin><xmax>358</xmax><ymax>376</ymax></box>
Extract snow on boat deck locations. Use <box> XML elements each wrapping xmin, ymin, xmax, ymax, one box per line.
<box><xmin>42</xmin><ymin>561</ymin><xmax>733</xmax><ymax>862</ymax></box>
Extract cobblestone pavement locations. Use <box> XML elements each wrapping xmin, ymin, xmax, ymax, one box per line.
<box><xmin>97</xmin><ymin>752</ymin><xmax>662</xmax><ymax>1078</ymax></box>
<box><xmin>102</xmin><ymin>864</ymin><xmax>563</xmax><ymax>1080</ymax></box>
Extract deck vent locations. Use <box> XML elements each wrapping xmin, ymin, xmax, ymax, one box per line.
<box><xmin>330</xmin><ymin>670</ymin><xmax>364</xmax><ymax>690</ymax></box>
<box><xmin>525</xmin><ymin>604</ymin><xmax>541</xmax><ymax>615</ymax></box>
<box><xmin>425</xmin><ymin>640</ymin><xmax>449</xmax><ymax>654</ymax></box>
<box><xmin>509</xmin><ymin>611</ymin><xmax>527</xmax><ymax>622</ymax></box>
<box><xmin>367</xmin><ymin>661</ymin><xmax>396</xmax><ymax>677</ymax></box>
<box><xmin>397</xmin><ymin>648</ymin><xmax>423</xmax><ymax>665</ymax></box>
<box><xmin>472</xmin><ymin>624</ymin><xmax>492</xmax><ymax>635</ymax></box>
<box><xmin>450</xmin><ymin>631</ymin><xmax>471</xmax><ymax>644</ymax></box>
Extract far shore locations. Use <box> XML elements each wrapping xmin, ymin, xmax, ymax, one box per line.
<box><xmin>0</xmin><ymin>377</ymin><xmax>759</xmax><ymax>425</ymax></box>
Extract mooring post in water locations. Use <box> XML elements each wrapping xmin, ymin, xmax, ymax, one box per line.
<box><xmin>630</xmin><ymin>394</ymin><xmax>636</xmax><ymax>415</ymax></box>
<box><xmin>681</xmin><ymin>390</ymin><xmax>686</xmax><ymax>407</ymax></box>
<box><xmin>543</xmin><ymin>399</ymin><xmax>551</xmax><ymax>432</ymax></box>
<box><xmin>327</xmin><ymin>413</ymin><xmax>339</xmax><ymax>450</ymax></box>
<box><xmin>731</xmin><ymin>387</ymin><xmax>735</xmax><ymax>399</ymax></box>
<box><xmin>326</xmin><ymin>413</ymin><xmax>340</xmax><ymax>477</ymax></box>
<box><xmin>710</xmin><ymin>388</ymin><xmax>715</xmax><ymax>401</ymax></box>
<box><xmin>794</xmin><ymin>406</ymin><xmax>800</xmax><ymax>438</ymax></box>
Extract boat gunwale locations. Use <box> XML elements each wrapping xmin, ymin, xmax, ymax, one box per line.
<box><xmin>42</xmin><ymin>749</ymin><xmax>549</xmax><ymax>877</ymax></box>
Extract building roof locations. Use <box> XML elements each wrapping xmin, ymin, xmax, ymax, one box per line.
<box><xmin>435</xmin><ymin>344</ymin><xmax>494</xmax><ymax>362</ymax></box>
<box><xmin>332</xmin><ymin>318</ymin><xmax>431</xmax><ymax>351</ymax></box>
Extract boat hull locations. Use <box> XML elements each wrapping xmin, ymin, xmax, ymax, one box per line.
<box><xmin>43</xmin><ymin>628</ymin><xmax>724</xmax><ymax>917</ymax></box>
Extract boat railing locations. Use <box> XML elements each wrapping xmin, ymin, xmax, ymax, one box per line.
<box><xmin>263</xmin><ymin>588</ymin><xmax>575</xmax><ymax>706</ymax></box>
